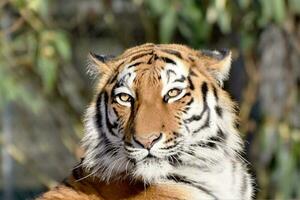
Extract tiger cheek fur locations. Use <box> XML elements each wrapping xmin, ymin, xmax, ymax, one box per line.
<box><xmin>39</xmin><ymin>44</ymin><xmax>253</xmax><ymax>200</ymax></box>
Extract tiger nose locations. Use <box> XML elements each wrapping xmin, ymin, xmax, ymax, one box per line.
<box><xmin>133</xmin><ymin>133</ymin><xmax>162</xmax><ymax>149</ymax></box>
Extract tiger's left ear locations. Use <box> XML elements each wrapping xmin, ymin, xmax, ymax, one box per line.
<box><xmin>87</xmin><ymin>52</ymin><xmax>115</xmax><ymax>77</ymax></box>
<box><xmin>199</xmin><ymin>49</ymin><xmax>232</xmax><ymax>86</ymax></box>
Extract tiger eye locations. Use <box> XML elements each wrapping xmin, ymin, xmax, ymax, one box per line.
<box><xmin>119</xmin><ymin>93</ymin><xmax>130</xmax><ymax>102</ymax></box>
<box><xmin>168</xmin><ymin>89</ymin><xmax>181</xmax><ymax>97</ymax></box>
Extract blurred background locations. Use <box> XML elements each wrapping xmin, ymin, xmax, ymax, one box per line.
<box><xmin>0</xmin><ymin>0</ymin><xmax>299</xmax><ymax>199</ymax></box>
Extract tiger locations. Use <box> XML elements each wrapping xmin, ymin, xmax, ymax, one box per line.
<box><xmin>38</xmin><ymin>43</ymin><xmax>253</xmax><ymax>200</ymax></box>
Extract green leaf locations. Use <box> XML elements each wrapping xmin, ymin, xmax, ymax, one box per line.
<box><xmin>181</xmin><ymin>0</ymin><xmax>202</xmax><ymax>22</ymax></box>
<box><xmin>238</xmin><ymin>0</ymin><xmax>251</xmax><ymax>9</ymax></box>
<box><xmin>11</xmin><ymin>0</ymin><xmax>26</xmax><ymax>8</ymax></box>
<box><xmin>28</xmin><ymin>0</ymin><xmax>49</xmax><ymax>19</ymax></box>
<box><xmin>146</xmin><ymin>0</ymin><xmax>170</xmax><ymax>15</ymax></box>
<box><xmin>178</xmin><ymin>21</ymin><xmax>193</xmax><ymax>42</ymax></box>
<box><xmin>37</xmin><ymin>47</ymin><xmax>58</xmax><ymax>93</ymax></box>
<box><xmin>53</xmin><ymin>31</ymin><xmax>71</xmax><ymax>61</ymax></box>
<box><xmin>273</xmin><ymin>0</ymin><xmax>286</xmax><ymax>24</ymax></box>
<box><xmin>218</xmin><ymin>10</ymin><xmax>231</xmax><ymax>34</ymax></box>
<box><xmin>241</xmin><ymin>32</ymin><xmax>255</xmax><ymax>51</ymax></box>
<box><xmin>259</xmin><ymin>0</ymin><xmax>273</xmax><ymax>26</ymax></box>
<box><xmin>159</xmin><ymin>7</ymin><xmax>177</xmax><ymax>43</ymax></box>
<box><xmin>289</xmin><ymin>0</ymin><xmax>300</xmax><ymax>14</ymax></box>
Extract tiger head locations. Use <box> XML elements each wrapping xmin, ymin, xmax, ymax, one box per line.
<box><xmin>82</xmin><ymin>43</ymin><xmax>242</xmax><ymax>183</ymax></box>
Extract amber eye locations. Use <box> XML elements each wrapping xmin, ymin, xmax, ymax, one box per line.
<box><xmin>115</xmin><ymin>93</ymin><xmax>133</xmax><ymax>107</ymax></box>
<box><xmin>167</xmin><ymin>88</ymin><xmax>182</xmax><ymax>98</ymax></box>
<box><xmin>118</xmin><ymin>93</ymin><xmax>131</xmax><ymax>102</ymax></box>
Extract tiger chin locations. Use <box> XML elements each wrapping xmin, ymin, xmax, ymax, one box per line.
<box><xmin>38</xmin><ymin>43</ymin><xmax>254</xmax><ymax>200</ymax></box>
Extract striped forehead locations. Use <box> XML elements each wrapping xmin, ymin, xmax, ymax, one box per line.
<box><xmin>113</xmin><ymin>64</ymin><xmax>137</xmax><ymax>97</ymax></box>
<box><xmin>161</xmin><ymin>60</ymin><xmax>189</xmax><ymax>95</ymax></box>
<box><xmin>115</xmin><ymin>58</ymin><xmax>189</xmax><ymax>97</ymax></box>
<box><xmin>117</xmin><ymin>64</ymin><xmax>136</xmax><ymax>86</ymax></box>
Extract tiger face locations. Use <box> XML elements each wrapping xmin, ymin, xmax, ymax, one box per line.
<box><xmin>82</xmin><ymin>43</ymin><xmax>240</xmax><ymax>183</ymax></box>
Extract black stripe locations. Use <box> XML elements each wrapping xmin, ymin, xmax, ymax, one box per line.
<box><xmin>215</xmin><ymin>105</ymin><xmax>223</xmax><ymax>117</ymax></box>
<box><xmin>166</xmin><ymin>174</ymin><xmax>217</xmax><ymax>200</ymax></box>
<box><xmin>186</xmin><ymin>98</ymin><xmax>194</xmax><ymax>106</ymax></box>
<box><xmin>90</xmin><ymin>53</ymin><xmax>115</xmax><ymax>63</ymax></box>
<box><xmin>217</xmin><ymin>128</ymin><xmax>226</xmax><ymax>140</ymax></box>
<box><xmin>126</xmin><ymin>48</ymin><xmax>153</xmax><ymax>59</ymax></box>
<box><xmin>147</xmin><ymin>54</ymin><xmax>157</xmax><ymax>64</ymax></box>
<box><xmin>128</xmin><ymin>61</ymin><xmax>143</xmax><ymax>68</ymax></box>
<box><xmin>167</xmin><ymin>153</ymin><xmax>183</xmax><ymax>166</ymax></box>
<box><xmin>95</xmin><ymin>93</ymin><xmax>117</xmax><ymax>155</ymax></box>
<box><xmin>189</xmin><ymin>69</ymin><xmax>198</xmax><ymax>77</ymax></box>
<box><xmin>161</xmin><ymin>49</ymin><xmax>183</xmax><ymax>59</ymax></box>
<box><xmin>181</xmin><ymin>92</ymin><xmax>191</xmax><ymax>99</ymax></box>
<box><xmin>109</xmin><ymin>73</ymin><xmax>118</xmax><ymax>84</ymax></box>
<box><xmin>166</xmin><ymin>69</ymin><xmax>176</xmax><ymax>82</ymax></box>
<box><xmin>112</xmin><ymin>107</ymin><xmax>120</xmax><ymax>118</ymax></box>
<box><xmin>201</xmin><ymin>111</ymin><xmax>210</xmax><ymax>128</ymax></box>
<box><xmin>130</xmin><ymin>52</ymin><xmax>151</xmax><ymax>62</ymax></box>
<box><xmin>184</xmin><ymin>112</ymin><xmax>206</xmax><ymax>124</ymax></box>
<box><xmin>195</xmin><ymin>128</ymin><xmax>226</xmax><ymax>148</ymax></box>
<box><xmin>120</xmin><ymin>73</ymin><xmax>132</xmax><ymax>83</ymax></box>
<box><xmin>234</xmin><ymin>121</ymin><xmax>240</xmax><ymax>129</ymax></box>
<box><xmin>124</xmin><ymin>146</ymin><xmax>135</xmax><ymax>153</ymax></box>
<box><xmin>201</xmin><ymin>82</ymin><xmax>208</xmax><ymax>102</ymax></box>
<box><xmin>72</xmin><ymin>167</ymin><xmax>83</xmax><ymax>181</ymax></box>
<box><xmin>185</xmin><ymin>84</ymin><xmax>211</xmax><ymax>133</ymax></box>
<box><xmin>116</xmin><ymin>60</ymin><xmax>125</xmax><ymax>69</ymax></box>
<box><xmin>181</xmin><ymin>149</ymin><xmax>208</xmax><ymax>162</ymax></box>
<box><xmin>188</xmin><ymin>82</ymin><xmax>210</xmax><ymax>133</ymax></box>
<box><xmin>160</xmin><ymin>56</ymin><xmax>176</xmax><ymax>65</ymax></box>
<box><xmin>206</xmin><ymin>136</ymin><xmax>221</xmax><ymax>148</ymax></box>
<box><xmin>124</xmin><ymin>141</ymin><xmax>134</xmax><ymax>147</ymax></box>
<box><xmin>127</xmin><ymin>49</ymin><xmax>153</xmax><ymax>60</ymax></box>
<box><xmin>187</xmin><ymin>76</ymin><xmax>195</xmax><ymax>90</ymax></box>
<box><xmin>212</xmin><ymin>86</ymin><xmax>218</xmax><ymax>101</ymax></box>
<box><xmin>173</xmin><ymin>75</ymin><xmax>186</xmax><ymax>83</ymax></box>
<box><xmin>103</xmin><ymin>92</ymin><xmax>118</xmax><ymax>136</ymax></box>
<box><xmin>95</xmin><ymin>93</ymin><xmax>103</xmax><ymax>130</ymax></box>
<box><xmin>184</xmin><ymin>98</ymin><xmax>208</xmax><ymax>124</ymax></box>
<box><xmin>192</xmin><ymin>110</ymin><xmax>210</xmax><ymax>134</ymax></box>
<box><xmin>201</xmin><ymin>49</ymin><xmax>229</xmax><ymax>60</ymax></box>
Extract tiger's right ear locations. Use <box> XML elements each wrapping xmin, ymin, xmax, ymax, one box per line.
<box><xmin>87</xmin><ymin>52</ymin><xmax>115</xmax><ymax>77</ymax></box>
<box><xmin>197</xmin><ymin>49</ymin><xmax>231</xmax><ymax>86</ymax></box>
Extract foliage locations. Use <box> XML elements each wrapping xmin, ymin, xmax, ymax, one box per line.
<box><xmin>0</xmin><ymin>0</ymin><xmax>71</xmax><ymax>112</ymax></box>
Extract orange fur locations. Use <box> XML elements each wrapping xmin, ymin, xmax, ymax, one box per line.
<box><xmin>38</xmin><ymin>43</ymin><xmax>234</xmax><ymax>199</ymax></box>
<box><xmin>38</xmin><ymin>166</ymin><xmax>196</xmax><ymax>200</ymax></box>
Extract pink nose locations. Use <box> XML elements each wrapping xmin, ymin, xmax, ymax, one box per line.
<box><xmin>133</xmin><ymin>133</ymin><xmax>162</xmax><ymax>149</ymax></box>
